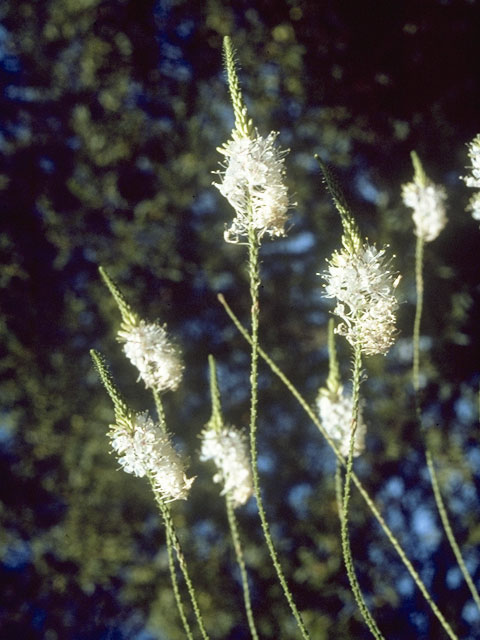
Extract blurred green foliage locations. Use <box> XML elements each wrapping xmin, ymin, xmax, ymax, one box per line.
<box><xmin>1</xmin><ymin>0</ymin><xmax>480</xmax><ymax>638</ymax></box>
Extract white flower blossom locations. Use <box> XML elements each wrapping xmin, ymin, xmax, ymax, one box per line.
<box><xmin>118</xmin><ymin>320</ymin><xmax>183</xmax><ymax>392</ymax></box>
<box><xmin>214</xmin><ymin>132</ymin><xmax>289</xmax><ymax>243</ymax></box>
<box><xmin>317</xmin><ymin>387</ymin><xmax>366</xmax><ymax>458</ymax></box>
<box><xmin>462</xmin><ymin>135</ymin><xmax>480</xmax><ymax>188</ymax></box>
<box><xmin>402</xmin><ymin>180</ymin><xmax>447</xmax><ymax>242</ymax></box>
<box><xmin>461</xmin><ymin>135</ymin><xmax>480</xmax><ymax>221</ymax></box>
<box><xmin>323</xmin><ymin>244</ymin><xmax>399</xmax><ymax>356</ymax></box>
<box><xmin>110</xmin><ymin>413</ymin><xmax>194</xmax><ymax>501</ymax></box>
<box><xmin>467</xmin><ymin>192</ymin><xmax>480</xmax><ymax>221</ymax></box>
<box><xmin>200</xmin><ymin>425</ymin><xmax>253</xmax><ymax>507</ymax></box>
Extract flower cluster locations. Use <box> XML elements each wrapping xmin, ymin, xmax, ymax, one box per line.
<box><xmin>323</xmin><ymin>244</ymin><xmax>399</xmax><ymax>356</ymax></box>
<box><xmin>317</xmin><ymin>387</ymin><xmax>366</xmax><ymax>458</ymax></box>
<box><xmin>110</xmin><ymin>412</ymin><xmax>194</xmax><ymax>501</ymax></box>
<box><xmin>200</xmin><ymin>425</ymin><xmax>253</xmax><ymax>507</ymax></box>
<box><xmin>215</xmin><ymin>132</ymin><xmax>289</xmax><ymax>243</ymax></box>
<box><xmin>402</xmin><ymin>179</ymin><xmax>447</xmax><ymax>242</ymax></box>
<box><xmin>118</xmin><ymin>320</ymin><xmax>183</xmax><ymax>392</ymax></box>
<box><xmin>461</xmin><ymin>134</ymin><xmax>480</xmax><ymax>221</ymax></box>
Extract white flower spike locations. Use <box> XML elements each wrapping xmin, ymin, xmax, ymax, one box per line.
<box><xmin>217</xmin><ymin>36</ymin><xmax>290</xmax><ymax>243</ymax></box>
<box><xmin>118</xmin><ymin>320</ymin><xmax>183</xmax><ymax>393</ymax></box>
<box><xmin>317</xmin><ymin>387</ymin><xmax>366</xmax><ymax>458</ymax></box>
<box><xmin>323</xmin><ymin>243</ymin><xmax>399</xmax><ymax>356</ymax></box>
<box><xmin>110</xmin><ymin>412</ymin><xmax>194</xmax><ymax>502</ymax></box>
<box><xmin>461</xmin><ymin>134</ymin><xmax>480</xmax><ymax>221</ymax></box>
<box><xmin>200</xmin><ymin>425</ymin><xmax>253</xmax><ymax>507</ymax></box>
<box><xmin>402</xmin><ymin>180</ymin><xmax>447</xmax><ymax>242</ymax></box>
<box><xmin>215</xmin><ymin>132</ymin><xmax>290</xmax><ymax>243</ymax></box>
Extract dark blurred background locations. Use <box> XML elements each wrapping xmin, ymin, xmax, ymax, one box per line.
<box><xmin>1</xmin><ymin>0</ymin><xmax>480</xmax><ymax>638</ymax></box>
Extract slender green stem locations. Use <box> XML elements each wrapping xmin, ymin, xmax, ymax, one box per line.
<box><xmin>153</xmin><ymin>492</ymin><xmax>210</xmax><ymax>640</ymax></box>
<box><xmin>218</xmin><ymin>293</ymin><xmax>459</xmax><ymax>640</ymax></box>
<box><xmin>151</xmin><ymin>393</ymin><xmax>194</xmax><ymax>638</ymax></box>
<box><xmin>340</xmin><ymin>347</ymin><xmax>385</xmax><ymax>640</ymax></box>
<box><xmin>335</xmin><ymin>461</ymin><xmax>344</xmax><ymax>522</ymax></box>
<box><xmin>208</xmin><ymin>355</ymin><xmax>258</xmax><ymax>637</ymax></box>
<box><xmin>426</xmin><ymin>447</ymin><xmax>480</xmax><ymax>612</ymax></box>
<box><xmin>165</xmin><ymin>524</ymin><xmax>195</xmax><ymax>640</ymax></box>
<box><xmin>226</xmin><ymin>494</ymin><xmax>259</xmax><ymax>640</ymax></box>
<box><xmin>413</xmin><ymin>236</ymin><xmax>424</xmax><ymax>393</ymax></box>
<box><xmin>153</xmin><ymin>388</ymin><xmax>167</xmax><ymax>432</ymax></box>
<box><xmin>413</xmin><ymin>235</ymin><xmax>480</xmax><ymax>614</ymax></box>
<box><xmin>247</xmin><ymin>230</ymin><xmax>311</xmax><ymax>640</ymax></box>
<box><xmin>207</xmin><ymin>354</ymin><xmax>223</xmax><ymax>432</ymax></box>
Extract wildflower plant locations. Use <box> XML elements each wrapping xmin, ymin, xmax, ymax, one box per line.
<box><xmin>86</xmin><ymin>35</ymin><xmax>480</xmax><ymax>640</ymax></box>
<box><xmin>92</xmin><ymin>276</ymin><xmax>208</xmax><ymax>640</ymax></box>
<box><xmin>90</xmin><ymin>352</ymin><xmax>194</xmax><ymax>503</ymax></box>
<box><xmin>201</xmin><ymin>355</ymin><xmax>258</xmax><ymax>640</ymax></box>
<box><xmin>404</xmin><ymin>151</ymin><xmax>480</xmax><ymax>615</ymax></box>
<box><xmin>317</xmin><ymin>159</ymin><xmax>399</xmax><ymax>639</ymax></box>
<box><xmin>215</xmin><ymin>36</ymin><xmax>310</xmax><ymax>640</ymax></box>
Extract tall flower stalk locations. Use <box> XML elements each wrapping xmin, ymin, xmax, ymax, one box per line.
<box><xmin>318</xmin><ymin>160</ymin><xmax>394</xmax><ymax>638</ymax></box>
<box><xmin>216</xmin><ymin>36</ymin><xmax>310</xmax><ymax>640</ymax></box>
<box><xmin>200</xmin><ymin>357</ymin><xmax>253</xmax><ymax>508</ymax></box>
<box><xmin>321</xmin><ymin>318</ymin><xmax>383</xmax><ymax>638</ymax></box>
<box><xmin>218</xmin><ymin>293</ymin><xmax>459</xmax><ymax>640</ymax></box>
<box><xmin>201</xmin><ymin>355</ymin><xmax>258</xmax><ymax>640</ymax></box>
<box><xmin>403</xmin><ymin>152</ymin><xmax>480</xmax><ymax>615</ymax></box>
<box><xmin>401</xmin><ymin>151</ymin><xmax>447</xmax><ymax>391</ymax></box>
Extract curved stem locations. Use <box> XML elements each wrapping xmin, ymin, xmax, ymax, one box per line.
<box><xmin>247</xmin><ymin>230</ymin><xmax>311</xmax><ymax>640</ymax></box>
<box><xmin>413</xmin><ymin>235</ymin><xmax>480</xmax><ymax>614</ymax></box>
<box><xmin>340</xmin><ymin>346</ymin><xmax>385</xmax><ymax>640</ymax></box>
<box><xmin>226</xmin><ymin>494</ymin><xmax>259</xmax><ymax>640</ymax></box>
<box><xmin>218</xmin><ymin>293</ymin><xmax>459</xmax><ymax>640</ymax></box>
